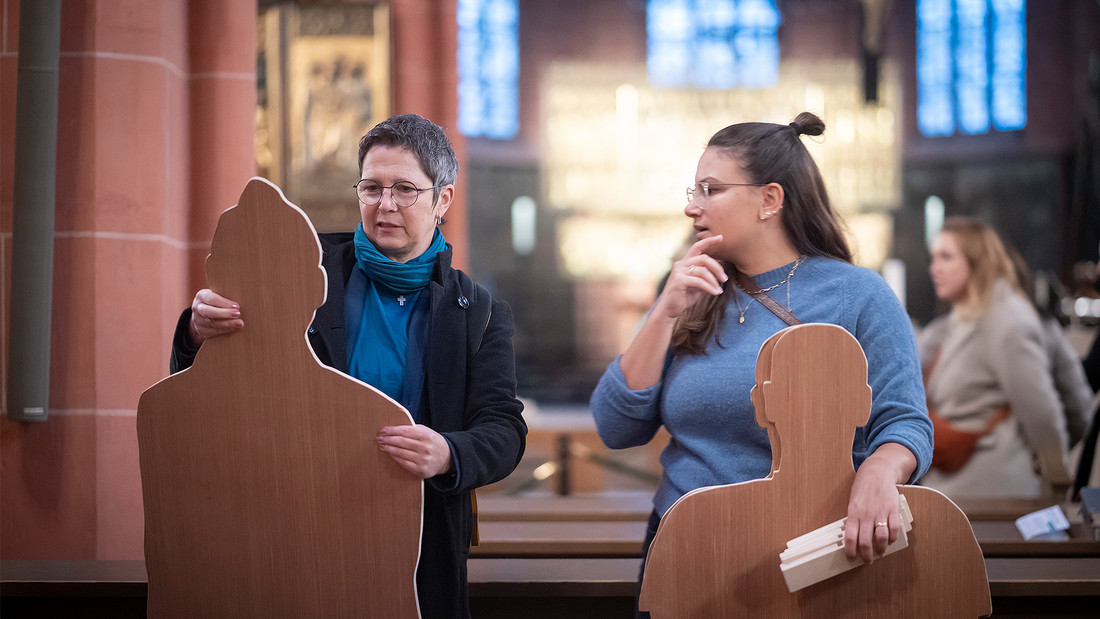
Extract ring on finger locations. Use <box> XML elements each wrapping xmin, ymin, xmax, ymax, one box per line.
<box><xmin>875</xmin><ymin>521</ymin><xmax>888</xmax><ymax>528</ymax></box>
<box><xmin>688</xmin><ymin>265</ymin><xmax>696</xmax><ymax>274</ymax></box>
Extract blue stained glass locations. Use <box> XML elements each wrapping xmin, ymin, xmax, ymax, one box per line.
<box><xmin>694</xmin><ymin>0</ymin><xmax>737</xmax><ymax>88</ymax></box>
<box><xmin>918</xmin><ymin>0</ymin><xmax>953</xmax><ymax>23</ymax></box>
<box><xmin>649</xmin><ymin>0</ymin><xmax>695</xmax><ymax>39</ymax></box>
<box><xmin>921</xmin><ymin>85</ymin><xmax>956</xmax><ymax>137</ymax></box>
<box><xmin>991</xmin><ymin>0</ymin><xmax>1026</xmax><ymax>130</ymax></box>
<box><xmin>698</xmin><ymin>0</ymin><xmax>737</xmax><ymax>25</ymax></box>
<box><xmin>695</xmin><ymin>39</ymin><xmax>737</xmax><ymax>89</ymax></box>
<box><xmin>917</xmin><ymin>0</ymin><xmax>955</xmax><ymax>136</ymax></box>
<box><xmin>458</xmin><ymin>0</ymin><xmax>519</xmax><ymax>139</ymax></box>
<box><xmin>737</xmin><ymin>0</ymin><xmax>782</xmax><ymax>28</ymax></box>
<box><xmin>648</xmin><ymin>0</ymin><xmax>695</xmax><ymax>88</ymax></box>
<box><xmin>917</xmin><ymin>0</ymin><xmax>1026</xmax><ymax>137</ymax></box>
<box><xmin>647</xmin><ymin>0</ymin><xmax>779</xmax><ymax>89</ymax></box>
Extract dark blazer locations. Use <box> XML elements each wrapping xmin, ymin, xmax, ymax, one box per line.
<box><xmin>171</xmin><ymin>232</ymin><xmax>527</xmax><ymax>618</ymax></box>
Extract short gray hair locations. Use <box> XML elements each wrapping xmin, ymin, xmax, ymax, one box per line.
<box><xmin>357</xmin><ymin>114</ymin><xmax>459</xmax><ymax>205</ymax></box>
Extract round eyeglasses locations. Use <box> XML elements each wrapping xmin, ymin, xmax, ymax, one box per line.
<box><xmin>354</xmin><ymin>179</ymin><xmax>440</xmax><ymax>208</ymax></box>
<box><xmin>686</xmin><ymin>181</ymin><xmax>767</xmax><ymax>204</ymax></box>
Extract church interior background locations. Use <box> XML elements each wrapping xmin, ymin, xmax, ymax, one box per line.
<box><xmin>1</xmin><ymin>0</ymin><xmax>1098</xmax><ymax>559</ymax></box>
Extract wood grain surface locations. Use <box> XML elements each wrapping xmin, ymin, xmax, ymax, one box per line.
<box><xmin>639</xmin><ymin>323</ymin><xmax>992</xmax><ymax>618</ymax></box>
<box><xmin>137</xmin><ymin>178</ymin><xmax>423</xmax><ymax>618</ymax></box>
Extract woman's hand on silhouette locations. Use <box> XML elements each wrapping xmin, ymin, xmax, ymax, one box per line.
<box><xmin>843</xmin><ymin>443</ymin><xmax>916</xmax><ymax>563</ymax></box>
<box><xmin>188</xmin><ymin>289</ymin><xmax>243</xmax><ymax>347</ymax></box>
<box><xmin>377</xmin><ymin>424</ymin><xmax>454</xmax><ymax>479</ymax></box>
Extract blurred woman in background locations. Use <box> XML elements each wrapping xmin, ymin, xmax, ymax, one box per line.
<box><xmin>920</xmin><ymin>216</ymin><xmax>1072</xmax><ymax>498</ymax></box>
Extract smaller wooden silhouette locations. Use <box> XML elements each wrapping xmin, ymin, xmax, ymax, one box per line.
<box><xmin>639</xmin><ymin>323</ymin><xmax>991</xmax><ymax>618</ymax></box>
<box><xmin>138</xmin><ymin>178</ymin><xmax>423</xmax><ymax>618</ymax></box>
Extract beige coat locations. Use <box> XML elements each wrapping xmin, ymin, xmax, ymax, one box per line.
<box><xmin>919</xmin><ymin>279</ymin><xmax>1070</xmax><ymax>498</ymax></box>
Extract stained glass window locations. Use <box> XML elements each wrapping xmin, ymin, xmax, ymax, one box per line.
<box><xmin>647</xmin><ymin>0</ymin><xmax>780</xmax><ymax>89</ymax></box>
<box><xmin>458</xmin><ymin>0</ymin><xmax>519</xmax><ymax>139</ymax></box>
<box><xmin>917</xmin><ymin>0</ymin><xmax>1026</xmax><ymax>137</ymax></box>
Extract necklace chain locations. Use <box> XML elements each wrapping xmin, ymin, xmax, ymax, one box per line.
<box><xmin>733</xmin><ymin>256</ymin><xmax>805</xmax><ymax>324</ymax></box>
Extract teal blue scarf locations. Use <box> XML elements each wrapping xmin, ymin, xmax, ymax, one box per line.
<box><xmin>348</xmin><ymin>224</ymin><xmax>445</xmax><ymax>404</ymax></box>
<box><xmin>353</xmin><ymin>223</ymin><xmax>445</xmax><ymax>294</ymax></box>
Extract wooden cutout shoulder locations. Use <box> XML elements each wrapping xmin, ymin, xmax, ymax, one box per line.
<box><xmin>639</xmin><ymin>323</ymin><xmax>990</xmax><ymax>618</ymax></box>
<box><xmin>138</xmin><ymin>178</ymin><xmax>423</xmax><ymax>618</ymax></box>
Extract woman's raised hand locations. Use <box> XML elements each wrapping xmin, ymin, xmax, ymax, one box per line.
<box><xmin>619</xmin><ymin>235</ymin><xmax>728</xmax><ymax>390</ymax></box>
<box><xmin>656</xmin><ymin>235</ymin><xmax>728</xmax><ymax>319</ymax></box>
<box><xmin>188</xmin><ymin>289</ymin><xmax>244</xmax><ymax>347</ymax></box>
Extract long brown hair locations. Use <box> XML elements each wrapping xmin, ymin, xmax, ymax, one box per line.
<box><xmin>672</xmin><ymin>112</ymin><xmax>852</xmax><ymax>354</ymax></box>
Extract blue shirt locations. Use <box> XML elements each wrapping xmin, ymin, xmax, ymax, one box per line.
<box><xmin>590</xmin><ymin>257</ymin><xmax>933</xmax><ymax>517</ymax></box>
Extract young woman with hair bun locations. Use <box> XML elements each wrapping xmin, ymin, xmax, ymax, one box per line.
<box><xmin>590</xmin><ymin>113</ymin><xmax>932</xmax><ymax>612</ymax></box>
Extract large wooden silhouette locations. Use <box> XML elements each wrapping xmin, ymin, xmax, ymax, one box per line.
<box><xmin>639</xmin><ymin>323</ymin><xmax>990</xmax><ymax>618</ymax></box>
<box><xmin>138</xmin><ymin>178</ymin><xmax>423</xmax><ymax>618</ymax></box>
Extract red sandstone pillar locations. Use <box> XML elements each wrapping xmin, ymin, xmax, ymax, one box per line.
<box><xmin>390</xmin><ymin>0</ymin><xmax>467</xmax><ymax>270</ymax></box>
<box><xmin>0</xmin><ymin>0</ymin><xmax>256</xmax><ymax>561</ymax></box>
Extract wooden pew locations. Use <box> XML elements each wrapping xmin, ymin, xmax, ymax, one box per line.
<box><xmin>471</xmin><ymin>517</ymin><xmax>1100</xmax><ymax>559</ymax></box>
<box><xmin>472</xmin><ymin>520</ymin><xmax>644</xmax><ymax>557</ymax></box>
<box><xmin>4</xmin><ymin>558</ymin><xmax>1098</xmax><ymax>619</ymax></box>
<box><xmin>954</xmin><ymin>497</ymin><xmax>1076</xmax><ymax>521</ymax></box>
<box><xmin>6</xmin><ymin>557</ymin><xmax>1099</xmax><ymax>598</ymax></box>
<box><xmin>468</xmin><ymin>557</ymin><xmax>1100</xmax><ymax>598</ymax></box>
<box><xmin>971</xmin><ymin>521</ymin><xmax>1100</xmax><ymax>557</ymax></box>
<box><xmin>468</xmin><ymin>557</ymin><xmax>1100</xmax><ymax>618</ymax></box>
<box><xmin>476</xmin><ymin>491</ymin><xmax>653</xmax><ymax>522</ymax></box>
<box><xmin>476</xmin><ymin>490</ymin><xmax>1084</xmax><ymax>524</ymax></box>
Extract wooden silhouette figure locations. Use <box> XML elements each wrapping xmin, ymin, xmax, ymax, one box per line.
<box><xmin>138</xmin><ymin>178</ymin><xmax>423</xmax><ymax>618</ymax></box>
<box><xmin>639</xmin><ymin>323</ymin><xmax>990</xmax><ymax>618</ymax></box>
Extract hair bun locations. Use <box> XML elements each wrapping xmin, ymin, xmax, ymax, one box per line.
<box><xmin>789</xmin><ymin>112</ymin><xmax>825</xmax><ymax>137</ymax></box>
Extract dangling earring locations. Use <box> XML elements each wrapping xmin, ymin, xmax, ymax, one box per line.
<box><xmin>435</xmin><ymin>216</ymin><xmax>444</xmax><ymax>225</ymax></box>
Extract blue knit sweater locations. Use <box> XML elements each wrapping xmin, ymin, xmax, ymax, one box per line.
<box><xmin>590</xmin><ymin>257</ymin><xmax>933</xmax><ymax>517</ymax></box>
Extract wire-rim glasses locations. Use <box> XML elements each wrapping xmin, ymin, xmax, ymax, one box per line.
<box><xmin>686</xmin><ymin>181</ymin><xmax>767</xmax><ymax>204</ymax></box>
<box><xmin>354</xmin><ymin>179</ymin><xmax>440</xmax><ymax>208</ymax></box>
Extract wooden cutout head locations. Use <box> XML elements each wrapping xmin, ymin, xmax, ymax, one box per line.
<box><xmin>205</xmin><ymin>178</ymin><xmax>327</xmax><ymax>342</ymax></box>
<box><xmin>760</xmin><ymin>324</ymin><xmax>871</xmax><ymax>452</ymax></box>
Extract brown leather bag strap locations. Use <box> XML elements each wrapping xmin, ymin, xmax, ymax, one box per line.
<box><xmin>735</xmin><ymin>270</ymin><xmax>801</xmax><ymax>326</ymax></box>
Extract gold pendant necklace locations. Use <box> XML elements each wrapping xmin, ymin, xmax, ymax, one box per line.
<box><xmin>733</xmin><ymin>255</ymin><xmax>805</xmax><ymax>324</ymax></box>
<box><xmin>734</xmin><ymin>290</ymin><xmax>750</xmax><ymax>323</ymax></box>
